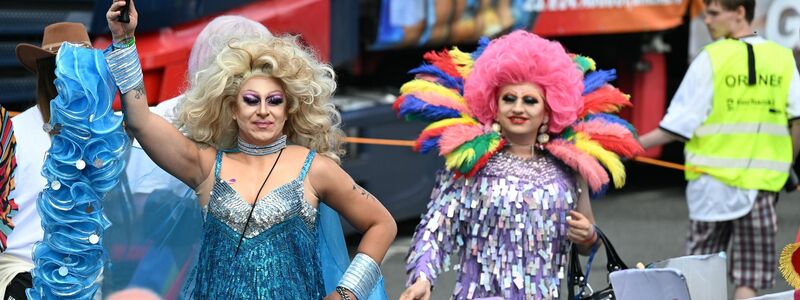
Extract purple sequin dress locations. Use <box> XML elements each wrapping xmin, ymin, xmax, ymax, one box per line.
<box><xmin>406</xmin><ymin>151</ymin><xmax>577</xmax><ymax>299</ymax></box>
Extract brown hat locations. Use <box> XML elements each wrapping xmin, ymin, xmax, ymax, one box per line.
<box><xmin>16</xmin><ymin>22</ymin><xmax>92</xmax><ymax>73</ymax></box>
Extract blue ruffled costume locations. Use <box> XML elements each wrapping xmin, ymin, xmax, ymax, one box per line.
<box><xmin>27</xmin><ymin>43</ymin><xmax>128</xmax><ymax>299</ymax></box>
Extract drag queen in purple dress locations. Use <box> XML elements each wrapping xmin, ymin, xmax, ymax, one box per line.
<box><xmin>395</xmin><ymin>31</ymin><xmax>644</xmax><ymax>299</ymax></box>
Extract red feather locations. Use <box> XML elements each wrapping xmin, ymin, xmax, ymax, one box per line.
<box><xmin>423</xmin><ymin>50</ymin><xmax>462</xmax><ymax>79</ymax></box>
<box><xmin>579</xmin><ymin>85</ymin><xmax>631</xmax><ymax>118</ymax></box>
<box><xmin>392</xmin><ymin>95</ymin><xmax>406</xmax><ymax>113</ymax></box>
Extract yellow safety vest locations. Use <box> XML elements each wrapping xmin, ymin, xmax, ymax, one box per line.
<box><xmin>685</xmin><ymin>39</ymin><xmax>795</xmax><ymax>191</ymax></box>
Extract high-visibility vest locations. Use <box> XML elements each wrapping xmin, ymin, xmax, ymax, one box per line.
<box><xmin>684</xmin><ymin>39</ymin><xmax>795</xmax><ymax>191</ymax></box>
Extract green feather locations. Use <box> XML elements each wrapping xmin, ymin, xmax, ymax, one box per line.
<box><xmin>453</xmin><ymin>132</ymin><xmax>499</xmax><ymax>174</ymax></box>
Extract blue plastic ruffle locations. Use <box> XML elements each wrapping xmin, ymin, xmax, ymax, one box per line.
<box><xmin>27</xmin><ymin>42</ymin><xmax>129</xmax><ymax>300</ymax></box>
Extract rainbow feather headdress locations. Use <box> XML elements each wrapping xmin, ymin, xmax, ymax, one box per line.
<box><xmin>394</xmin><ymin>30</ymin><xmax>643</xmax><ymax>194</ymax></box>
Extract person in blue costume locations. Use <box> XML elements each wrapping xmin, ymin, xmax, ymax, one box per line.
<box><xmin>101</xmin><ymin>15</ymin><xmax>275</xmax><ymax>298</ymax></box>
<box><xmin>104</xmin><ymin>1</ymin><xmax>397</xmax><ymax>299</ymax></box>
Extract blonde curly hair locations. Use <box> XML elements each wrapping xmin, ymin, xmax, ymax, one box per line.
<box><xmin>175</xmin><ymin>35</ymin><xmax>345</xmax><ymax>162</ymax></box>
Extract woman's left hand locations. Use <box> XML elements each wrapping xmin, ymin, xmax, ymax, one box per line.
<box><xmin>566</xmin><ymin>210</ymin><xmax>595</xmax><ymax>245</ymax></box>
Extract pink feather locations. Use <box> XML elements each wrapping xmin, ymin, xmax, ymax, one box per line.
<box><xmin>415</xmin><ymin>74</ymin><xmax>439</xmax><ymax>82</ymax></box>
<box><xmin>573</xmin><ymin>120</ymin><xmax>644</xmax><ymax>158</ymax></box>
<box><xmin>545</xmin><ymin>140</ymin><xmax>609</xmax><ymax>192</ymax></box>
<box><xmin>438</xmin><ymin>124</ymin><xmax>485</xmax><ymax>155</ymax></box>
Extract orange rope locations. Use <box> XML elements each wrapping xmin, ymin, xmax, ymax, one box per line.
<box><xmin>343</xmin><ymin>136</ymin><xmax>702</xmax><ymax>173</ymax></box>
<box><xmin>343</xmin><ymin>137</ymin><xmax>416</xmax><ymax>147</ymax></box>
<box><xmin>633</xmin><ymin>156</ymin><xmax>697</xmax><ymax>173</ymax></box>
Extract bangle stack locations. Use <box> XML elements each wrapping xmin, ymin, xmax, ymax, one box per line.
<box><xmin>104</xmin><ymin>41</ymin><xmax>143</xmax><ymax>94</ymax></box>
<box><xmin>112</xmin><ymin>36</ymin><xmax>135</xmax><ymax>50</ymax></box>
<box><xmin>338</xmin><ymin>253</ymin><xmax>382</xmax><ymax>300</ymax></box>
<box><xmin>335</xmin><ymin>286</ymin><xmax>352</xmax><ymax>300</ymax></box>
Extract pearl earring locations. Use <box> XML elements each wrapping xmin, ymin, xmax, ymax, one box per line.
<box><xmin>492</xmin><ymin>122</ymin><xmax>502</xmax><ymax>133</ymax></box>
<box><xmin>537</xmin><ymin>116</ymin><xmax>550</xmax><ymax>145</ymax></box>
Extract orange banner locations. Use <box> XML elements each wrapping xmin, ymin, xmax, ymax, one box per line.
<box><xmin>533</xmin><ymin>0</ymin><xmax>694</xmax><ymax>36</ymax></box>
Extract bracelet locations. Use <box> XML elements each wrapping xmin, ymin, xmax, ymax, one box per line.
<box><xmin>104</xmin><ymin>43</ymin><xmax>144</xmax><ymax>94</ymax></box>
<box><xmin>335</xmin><ymin>286</ymin><xmax>352</xmax><ymax>300</ymax></box>
<box><xmin>112</xmin><ymin>36</ymin><xmax>135</xmax><ymax>50</ymax></box>
<box><xmin>338</xmin><ymin>253</ymin><xmax>382</xmax><ymax>300</ymax></box>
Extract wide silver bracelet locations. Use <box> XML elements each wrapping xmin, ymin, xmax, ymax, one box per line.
<box><xmin>338</xmin><ymin>253</ymin><xmax>381</xmax><ymax>300</ymax></box>
<box><xmin>104</xmin><ymin>43</ymin><xmax>144</xmax><ymax>94</ymax></box>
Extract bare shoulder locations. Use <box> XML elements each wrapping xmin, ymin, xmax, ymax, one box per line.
<box><xmin>307</xmin><ymin>151</ymin><xmax>341</xmax><ymax>178</ymax></box>
<box><xmin>281</xmin><ymin>145</ymin><xmax>314</xmax><ymax>160</ymax></box>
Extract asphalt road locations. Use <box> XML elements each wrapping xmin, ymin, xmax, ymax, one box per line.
<box><xmin>365</xmin><ymin>166</ymin><xmax>800</xmax><ymax>299</ymax></box>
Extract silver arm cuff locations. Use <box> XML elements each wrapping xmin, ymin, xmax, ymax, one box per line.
<box><xmin>104</xmin><ymin>43</ymin><xmax>144</xmax><ymax>94</ymax></box>
<box><xmin>338</xmin><ymin>253</ymin><xmax>382</xmax><ymax>300</ymax></box>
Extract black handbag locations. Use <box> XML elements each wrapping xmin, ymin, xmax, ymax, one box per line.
<box><xmin>566</xmin><ymin>226</ymin><xmax>629</xmax><ymax>300</ymax></box>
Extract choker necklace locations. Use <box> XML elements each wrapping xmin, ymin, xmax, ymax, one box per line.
<box><xmin>237</xmin><ymin>135</ymin><xmax>287</xmax><ymax>156</ymax></box>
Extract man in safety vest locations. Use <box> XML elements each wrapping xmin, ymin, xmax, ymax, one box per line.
<box><xmin>639</xmin><ymin>0</ymin><xmax>800</xmax><ymax>298</ymax></box>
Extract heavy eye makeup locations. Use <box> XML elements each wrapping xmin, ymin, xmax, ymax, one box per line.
<box><xmin>265</xmin><ymin>93</ymin><xmax>284</xmax><ymax>106</ymax></box>
<box><xmin>241</xmin><ymin>92</ymin><xmax>285</xmax><ymax>106</ymax></box>
<box><xmin>242</xmin><ymin>93</ymin><xmax>261</xmax><ymax>106</ymax></box>
<box><xmin>501</xmin><ymin>93</ymin><xmax>540</xmax><ymax>105</ymax></box>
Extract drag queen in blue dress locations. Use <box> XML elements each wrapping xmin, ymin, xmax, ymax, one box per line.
<box><xmin>104</xmin><ymin>1</ymin><xmax>395</xmax><ymax>299</ymax></box>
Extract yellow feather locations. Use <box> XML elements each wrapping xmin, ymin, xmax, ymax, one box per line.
<box><xmin>587</xmin><ymin>57</ymin><xmax>597</xmax><ymax>71</ymax></box>
<box><xmin>574</xmin><ymin>133</ymin><xmax>626</xmax><ymax>187</ymax></box>
<box><xmin>423</xmin><ymin>115</ymin><xmax>478</xmax><ymax>131</ymax></box>
<box><xmin>445</xmin><ymin>148</ymin><xmax>475</xmax><ymax>170</ymax></box>
<box><xmin>779</xmin><ymin>242</ymin><xmax>800</xmax><ymax>289</ymax></box>
<box><xmin>449</xmin><ymin>47</ymin><xmax>474</xmax><ymax>78</ymax></box>
<box><xmin>400</xmin><ymin>79</ymin><xmax>466</xmax><ymax>106</ymax></box>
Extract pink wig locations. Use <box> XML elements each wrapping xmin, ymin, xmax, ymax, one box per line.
<box><xmin>464</xmin><ymin>30</ymin><xmax>583</xmax><ymax>134</ymax></box>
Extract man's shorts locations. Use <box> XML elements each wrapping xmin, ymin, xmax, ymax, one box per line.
<box><xmin>686</xmin><ymin>191</ymin><xmax>777</xmax><ymax>290</ymax></box>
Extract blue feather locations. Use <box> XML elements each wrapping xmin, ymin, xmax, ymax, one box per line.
<box><xmin>399</xmin><ymin>95</ymin><xmax>462</xmax><ymax>121</ymax></box>
<box><xmin>409</xmin><ymin>64</ymin><xmax>464</xmax><ymax>92</ymax></box>
<box><xmin>590</xmin><ymin>183</ymin><xmax>609</xmax><ymax>199</ymax></box>
<box><xmin>419</xmin><ymin>136</ymin><xmax>441</xmax><ymax>154</ymax></box>
<box><xmin>583</xmin><ymin>69</ymin><xmax>617</xmax><ymax>95</ymax></box>
<box><xmin>471</xmin><ymin>37</ymin><xmax>490</xmax><ymax>60</ymax></box>
<box><xmin>585</xmin><ymin>113</ymin><xmax>639</xmax><ymax>137</ymax></box>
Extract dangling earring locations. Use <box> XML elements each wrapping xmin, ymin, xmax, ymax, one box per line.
<box><xmin>536</xmin><ymin>116</ymin><xmax>550</xmax><ymax>147</ymax></box>
<box><xmin>492</xmin><ymin>122</ymin><xmax>502</xmax><ymax>134</ymax></box>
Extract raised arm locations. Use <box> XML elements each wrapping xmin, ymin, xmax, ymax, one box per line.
<box><xmin>106</xmin><ymin>0</ymin><xmax>210</xmax><ymax>187</ymax></box>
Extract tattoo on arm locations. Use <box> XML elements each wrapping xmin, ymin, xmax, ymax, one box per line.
<box><xmin>130</xmin><ymin>82</ymin><xmax>146</xmax><ymax>101</ymax></box>
<box><xmin>352</xmin><ymin>183</ymin><xmax>377</xmax><ymax>202</ymax></box>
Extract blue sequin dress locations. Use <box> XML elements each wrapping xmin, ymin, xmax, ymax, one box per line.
<box><xmin>191</xmin><ymin>150</ymin><xmax>324</xmax><ymax>299</ymax></box>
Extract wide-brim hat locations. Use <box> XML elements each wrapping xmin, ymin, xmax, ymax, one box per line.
<box><xmin>16</xmin><ymin>22</ymin><xmax>92</xmax><ymax>73</ymax></box>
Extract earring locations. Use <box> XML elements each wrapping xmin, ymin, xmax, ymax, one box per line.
<box><xmin>492</xmin><ymin>122</ymin><xmax>502</xmax><ymax>133</ymax></box>
<box><xmin>536</xmin><ymin>116</ymin><xmax>550</xmax><ymax>145</ymax></box>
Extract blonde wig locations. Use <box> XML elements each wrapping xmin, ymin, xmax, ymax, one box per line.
<box><xmin>175</xmin><ymin>35</ymin><xmax>344</xmax><ymax>162</ymax></box>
